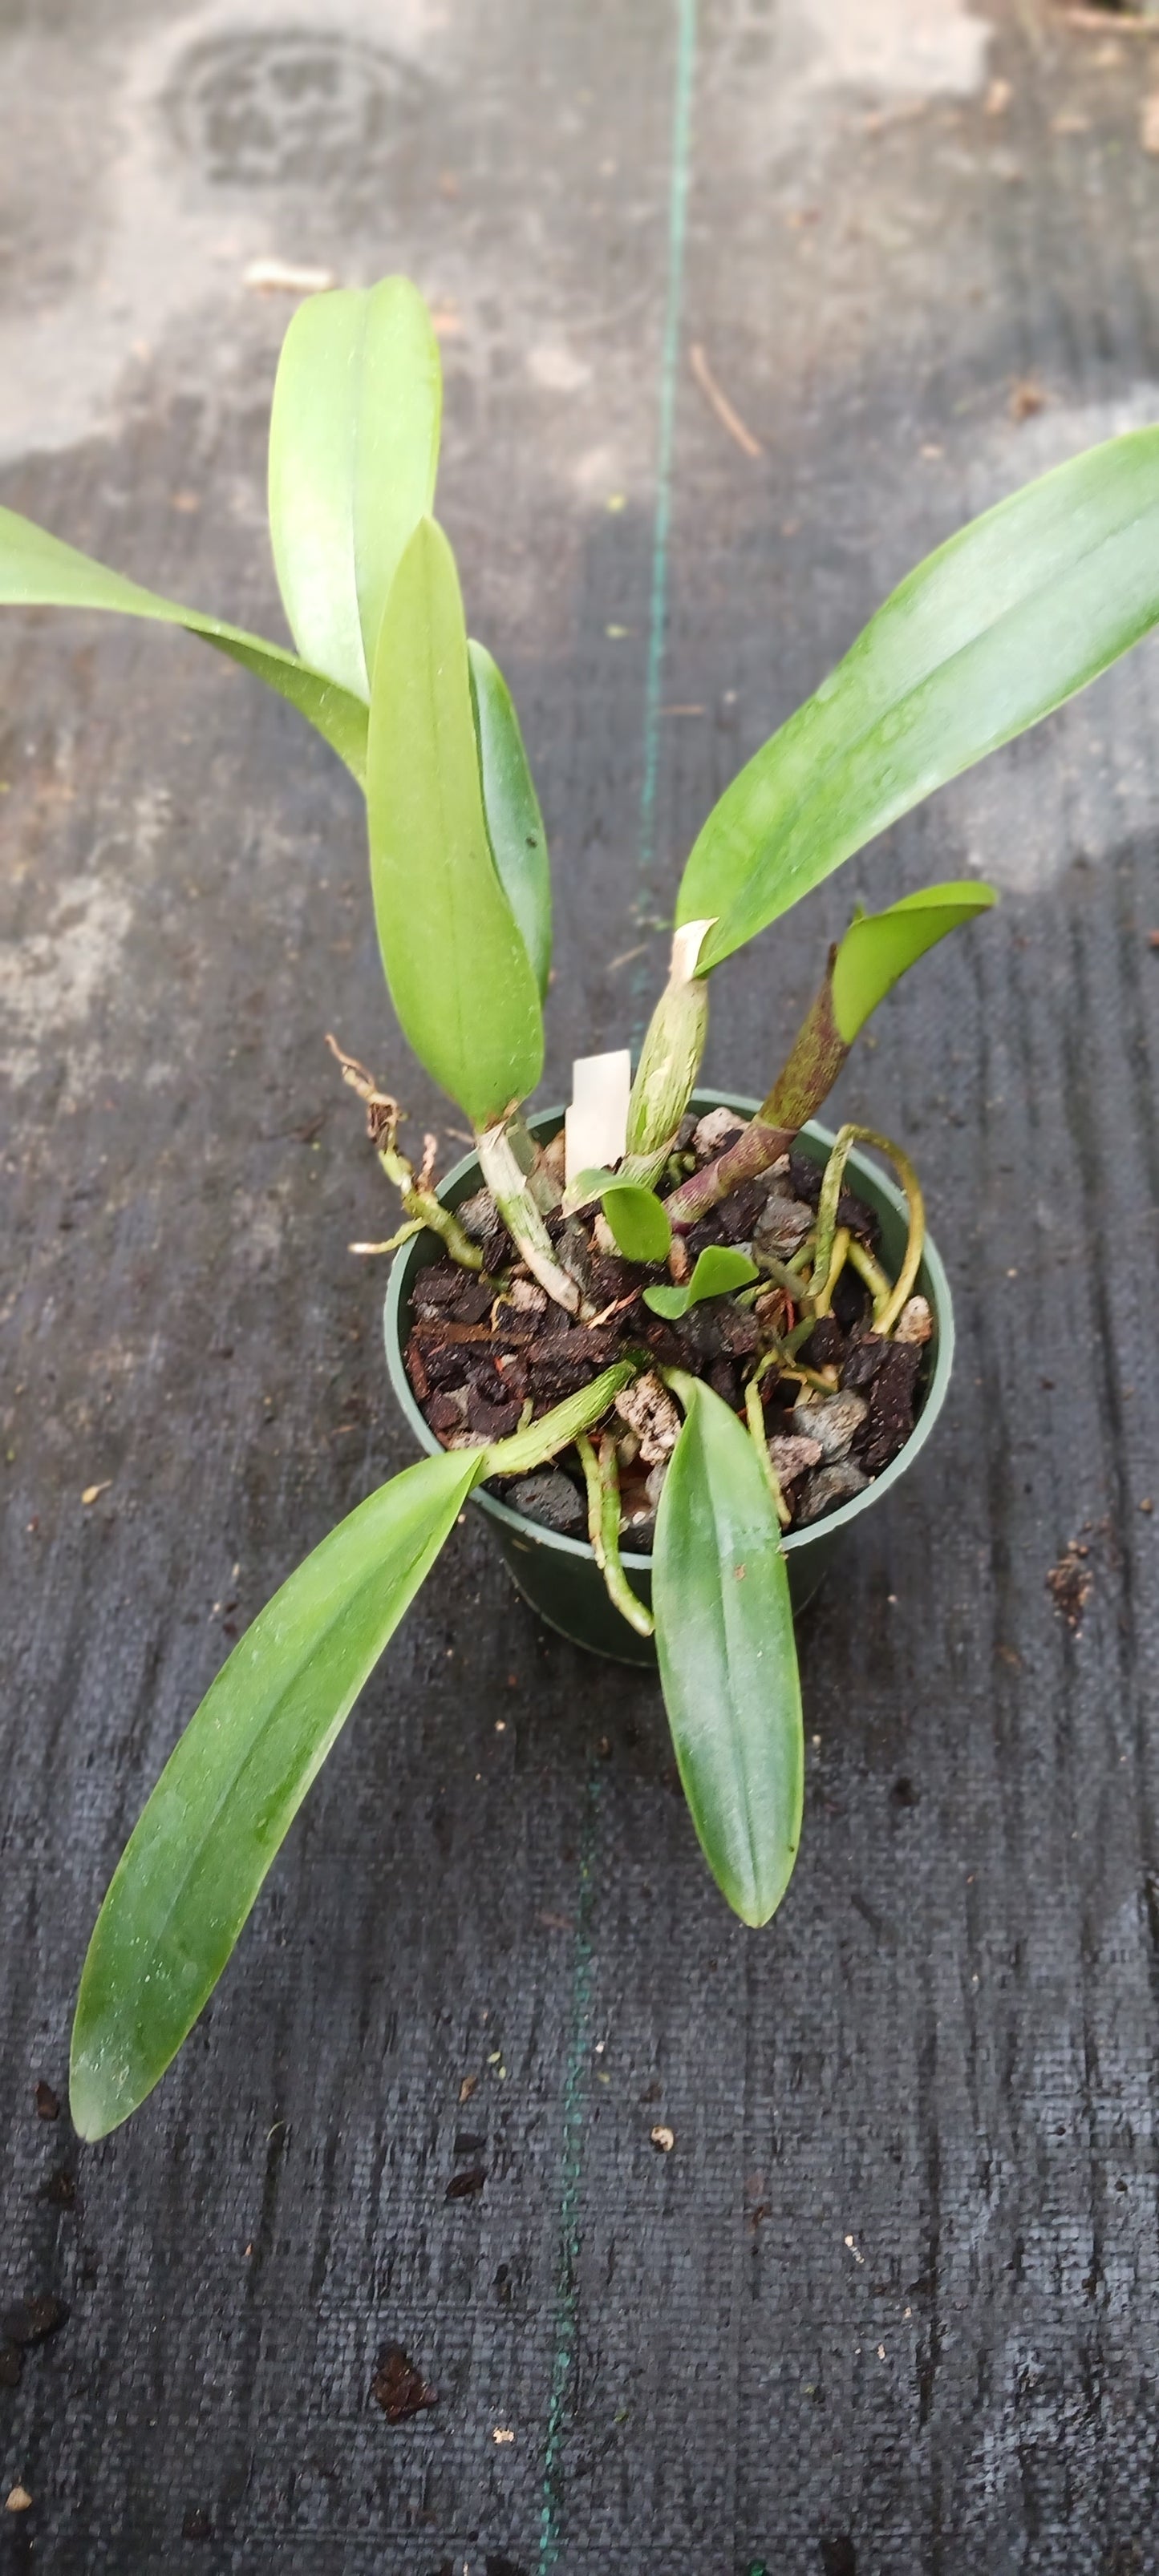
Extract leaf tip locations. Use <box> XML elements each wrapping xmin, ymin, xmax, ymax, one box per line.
<box><xmin>67</xmin><ymin>2056</ymin><xmax>118</xmax><ymax>2145</ymax></box>
<box><xmin>730</xmin><ymin>1875</ymin><xmax>792</xmax><ymax>1930</ymax></box>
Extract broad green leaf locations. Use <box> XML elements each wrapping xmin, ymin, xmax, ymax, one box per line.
<box><xmin>600</xmin><ymin>1181</ymin><xmax>672</xmax><ymax>1264</ymax></box>
<box><xmin>0</xmin><ymin>503</ymin><xmax>369</xmax><ymax>783</ymax></box>
<box><xmin>367</xmin><ymin>518</ymin><xmax>543</xmax><ymax>1130</ymax></box>
<box><xmin>268</xmin><ymin>277</ymin><xmax>441</xmax><ymax>702</ymax></box>
<box><xmin>643</xmin><ymin>1244</ymin><xmax>758</xmax><ymax>1319</ymax></box>
<box><xmin>70</xmin><ymin>1447</ymin><xmax>482</xmax><ymax>2141</ymax></box>
<box><xmin>653</xmin><ymin>1376</ymin><xmax>803</xmax><ymax>1925</ymax></box>
<box><xmin>679</xmin><ymin>430</ymin><xmax>1159</xmax><ymax>968</ymax></box>
<box><xmin>830</xmin><ymin>880</ymin><xmax>997</xmax><ymax>1041</ymax></box>
<box><xmin>468</xmin><ymin>640</ymin><xmax>553</xmax><ymax>999</ymax></box>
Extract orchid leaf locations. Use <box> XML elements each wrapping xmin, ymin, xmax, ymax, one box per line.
<box><xmin>268</xmin><ymin>277</ymin><xmax>442</xmax><ymax>702</ymax></box>
<box><xmin>562</xmin><ymin>1165</ymin><xmax>619</xmax><ymax>1213</ymax></box>
<box><xmin>367</xmin><ymin>518</ymin><xmax>543</xmax><ymax>1130</ymax></box>
<box><xmin>0</xmin><ymin>504</ymin><xmax>369</xmax><ymax>783</ymax></box>
<box><xmin>679</xmin><ymin>429</ymin><xmax>1159</xmax><ymax>967</ymax></box>
<box><xmin>830</xmin><ymin>880</ymin><xmax>997</xmax><ymax>1041</ymax></box>
<box><xmin>468</xmin><ymin>640</ymin><xmax>553</xmax><ymax>1000</ymax></box>
<box><xmin>599</xmin><ymin>1183</ymin><xmax>672</xmax><ymax>1264</ymax></box>
<box><xmin>643</xmin><ymin>1244</ymin><xmax>757</xmax><ymax>1319</ymax></box>
<box><xmin>70</xmin><ymin>1446</ymin><xmax>483</xmax><ymax>2141</ymax></box>
<box><xmin>653</xmin><ymin>1374</ymin><xmax>803</xmax><ymax>1925</ymax></box>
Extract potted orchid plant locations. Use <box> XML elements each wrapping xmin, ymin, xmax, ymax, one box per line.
<box><xmin>2</xmin><ymin>277</ymin><xmax>1157</xmax><ymax>2141</ymax></box>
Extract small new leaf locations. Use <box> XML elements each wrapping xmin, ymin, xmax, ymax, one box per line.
<box><xmin>599</xmin><ymin>1183</ymin><xmax>673</xmax><ymax>1264</ymax></box>
<box><xmin>830</xmin><ymin>881</ymin><xmax>997</xmax><ymax>1042</ymax></box>
<box><xmin>643</xmin><ymin>1244</ymin><xmax>758</xmax><ymax>1318</ymax></box>
<box><xmin>653</xmin><ymin>1375</ymin><xmax>804</xmax><ymax>1925</ymax></box>
<box><xmin>562</xmin><ymin>1166</ymin><xmax>619</xmax><ymax>1212</ymax></box>
<box><xmin>70</xmin><ymin>1447</ymin><xmax>483</xmax><ymax>2141</ymax></box>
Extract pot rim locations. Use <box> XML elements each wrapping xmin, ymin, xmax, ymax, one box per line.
<box><xmin>383</xmin><ymin>1094</ymin><xmax>954</xmax><ymax>1565</ymax></box>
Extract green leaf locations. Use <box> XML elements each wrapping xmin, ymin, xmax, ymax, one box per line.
<box><xmin>679</xmin><ymin>430</ymin><xmax>1159</xmax><ymax>968</ymax></box>
<box><xmin>70</xmin><ymin>1447</ymin><xmax>482</xmax><ymax>2141</ymax></box>
<box><xmin>468</xmin><ymin>640</ymin><xmax>553</xmax><ymax>1000</ymax></box>
<box><xmin>563</xmin><ymin>1165</ymin><xmax>619</xmax><ymax>1211</ymax></box>
<box><xmin>643</xmin><ymin>1244</ymin><xmax>758</xmax><ymax>1319</ymax></box>
<box><xmin>0</xmin><ymin>503</ymin><xmax>369</xmax><ymax>783</ymax></box>
<box><xmin>653</xmin><ymin>1375</ymin><xmax>804</xmax><ymax>1925</ymax></box>
<box><xmin>367</xmin><ymin>518</ymin><xmax>543</xmax><ymax>1130</ymax></box>
<box><xmin>830</xmin><ymin>880</ymin><xmax>997</xmax><ymax>1041</ymax></box>
<box><xmin>598</xmin><ymin>1182</ymin><xmax>673</xmax><ymax>1264</ymax></box>
<box><xmin>268</xmin><ymin>277</ymin><xmax>442</xmax><ymax>702</ymax></box>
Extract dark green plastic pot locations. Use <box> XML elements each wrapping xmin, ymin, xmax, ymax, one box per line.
<box><xmin>384</xmin><ymin>1094</ymin><xmax>954</xmax><ymax>1667</ymax></box>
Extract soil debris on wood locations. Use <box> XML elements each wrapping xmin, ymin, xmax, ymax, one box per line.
<box><xmin>371</xmin><ymin>2343</ymin><xmax>439</xmax><ymax>2420</ymax></box>
<box><xmin>403</xmin><ymin>1133</ymin><xmax>932</xmax><ymax>1552</ymax></box>
<box><xmin>33</xmin><ymin>2081</ymin><xmax>59</xmax><ymax>2120</ymax></box>
<box><xmin>1047</xmin><ymin>1539</ymin><xmax>1092</xmax><ymax>1628</ymax></box>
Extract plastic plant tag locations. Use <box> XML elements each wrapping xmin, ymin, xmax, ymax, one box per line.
<box><xmin>565</xmin><ymin>1049</ymin><xmax>631</xmax><ymax>1184</ymax></box>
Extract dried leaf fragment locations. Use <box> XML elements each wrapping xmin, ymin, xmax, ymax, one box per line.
<box><xmin>444</xmin><ymin>2164</ymin><xmax>487</xmax><ymax>2201</ymax></box>
<box><xmin>5</xmin><ymin>2489</ymin><xmax>32</xmax><ymax>2514</ymax></box>
<box><xmin>689</xmin><ymin>342</ymin><xmax>764</xmax><ymax>459</ymax></box>
<box><xmin>650</xmin><ymin>2123</ymin><xmax>675</xmax><ymax>2153</ymax></box>
<box><xmin>371</xmin><ymin>2343</ymin><xmax>438</xmax><ymax>2421</ymax></box>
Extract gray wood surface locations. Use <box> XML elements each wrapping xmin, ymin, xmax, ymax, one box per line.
<box><xmin>2</xmin><ymin>2</ymin><xmax>1159</xmax><ymax>2567</ymax></box>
